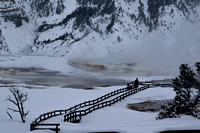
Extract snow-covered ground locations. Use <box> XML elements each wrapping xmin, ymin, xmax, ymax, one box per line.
<box><xmin>1</xmin><ymin>83</ymin><xmax>200</xmax><ymax>133</ymax></box>
<box><xmin>0</xmin><ymin>56</ymin><xmax>200</xmax><ymax>133</ymax></box>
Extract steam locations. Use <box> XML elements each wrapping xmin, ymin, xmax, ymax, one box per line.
<box><xmin>70</xmin><ymin>22</ymin><xmax>200</xmax><ymax>76</ymax></box>
<box><xmin>122</xmin><ymin>22</ymin><xmax>200</xmax><ymax>75</ymax></box>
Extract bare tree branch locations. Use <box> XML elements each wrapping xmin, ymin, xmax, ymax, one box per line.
<box><xmin>25</xmin><ymin>111</ymin><xmax>30</xmax><ymax>116</ymax></box>
<box><xmin>7</xmin><ymin>107</ymin><xmax>19</xmax><ymax>113</ymax></box>
<box><xmin>7</xmin><ymin>96</ymin><xmax>18</xmax><ymax>106</ymax></box>
<box><xmin>7</xmin><ymin>110</ymin><xmax>13</xmax><ymax>120</ymax></box>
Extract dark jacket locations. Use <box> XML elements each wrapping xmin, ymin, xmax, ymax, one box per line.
<box><xmin>134</xmin><ymin>78</ymin><xmax>139</xmax><ymax>88</ymax></box>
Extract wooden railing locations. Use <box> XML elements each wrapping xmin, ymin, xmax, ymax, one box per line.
<box><xmin>64</xmin><ymin>85</ymin><xmax>150</xmax><ymax>123</ymax></box>
<box><xmin>31</xmin><ymin>85</ymin><xmax>134</xmax><ymax>125</ymax></box>
<box><xmin>30</xmin><ymin>123</ymin><xmax>60</xmax><ymax>133</ymax></box>
<box><xmin>30</xmin><ymin>81</ymin><xmax>172</xmax><ymax>132</ymax></box>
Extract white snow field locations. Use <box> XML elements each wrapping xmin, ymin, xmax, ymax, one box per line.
<box><xmin>0</xmin><ymin>56</ymin><xmax>200</xmax><ymax>133</ymax></box>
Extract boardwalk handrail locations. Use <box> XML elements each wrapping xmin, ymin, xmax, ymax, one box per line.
<box><xmin>30</xmin><ymin>123</ymin><xmax>60</xmax><ymax>133</ymax></box>
<box><xmin>30</xmin><ymin>81</ymin><xmax>172</xmax><ymax>132</ymax></box>
<box><xmin>64</xmin><ymin>85</ymin><xmax>150</xmax><ymax>123</ymax></box>
<box><xmin>31</xmin><ymin>85</ymin><xmax>134</xmax><ymax>125</ymax></box>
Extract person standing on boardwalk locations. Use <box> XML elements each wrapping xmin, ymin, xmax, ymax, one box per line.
<box><xmin>134</xmin><ymin>78</ymin><xmax>139</xmax><ymax>88</ymax></box>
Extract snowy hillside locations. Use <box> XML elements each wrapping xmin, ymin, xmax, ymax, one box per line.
<box><xmin>0</xmin><ymin>0</ymin><xmax>200</xmax><ymax>63</ymax></box>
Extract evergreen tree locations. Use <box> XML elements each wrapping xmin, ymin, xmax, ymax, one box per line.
<box><xmin>195</xmin><ymin>62</ymin><xmax>200</xmax><ymax>75</ymax></box>
<box><xmin>56</xmin><ymin>0</ymin><xmax>65</xmax><ymax>14</ymax></box>
<box><xmin>157</xmin><ymin>63</ymin><xmax>200</xmax><ymax>119</ymax></box>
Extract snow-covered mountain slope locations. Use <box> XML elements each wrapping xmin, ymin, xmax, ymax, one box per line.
<box><xmin>0</xmin><ymin>0</ymin><xmax>200</xmax><ymax>63</ymax></box>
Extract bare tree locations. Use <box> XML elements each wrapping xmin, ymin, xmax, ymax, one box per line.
<box><xmin>7</xmin><ymin>87</ymin><xmax>29</xmax><ymax>123</ymax></box>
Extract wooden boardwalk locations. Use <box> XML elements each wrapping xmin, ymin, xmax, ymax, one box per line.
<box><xmin>64</xmin><ymin>85</ymin><xmax>150</xmax><ymax>123</ymax></box>
<box><xmin>31</xmin><ymin>86</ymin><xmax>134</xmax><ymax>125</ymax></box>
<box><xmin>30</xmin><ymin>81</ymin><xmax>172</xmax><ymax>132</ymax></box>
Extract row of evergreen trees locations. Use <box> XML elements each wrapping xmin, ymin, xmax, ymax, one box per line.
<box><xmin>157</xmin><ymin>62</ymin><xmax>200</xmax><ymax>119</ymax></box>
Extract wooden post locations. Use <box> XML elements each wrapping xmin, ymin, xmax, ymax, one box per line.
<box><xmin>56</xmin><ymin>125</ymin><xmax>59</xmax><ymax>133</ymax></box>
<box><xmin>30</xmin><ymin>124</ymin><xmax>33</xmax><ymax>131</ymax></box>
